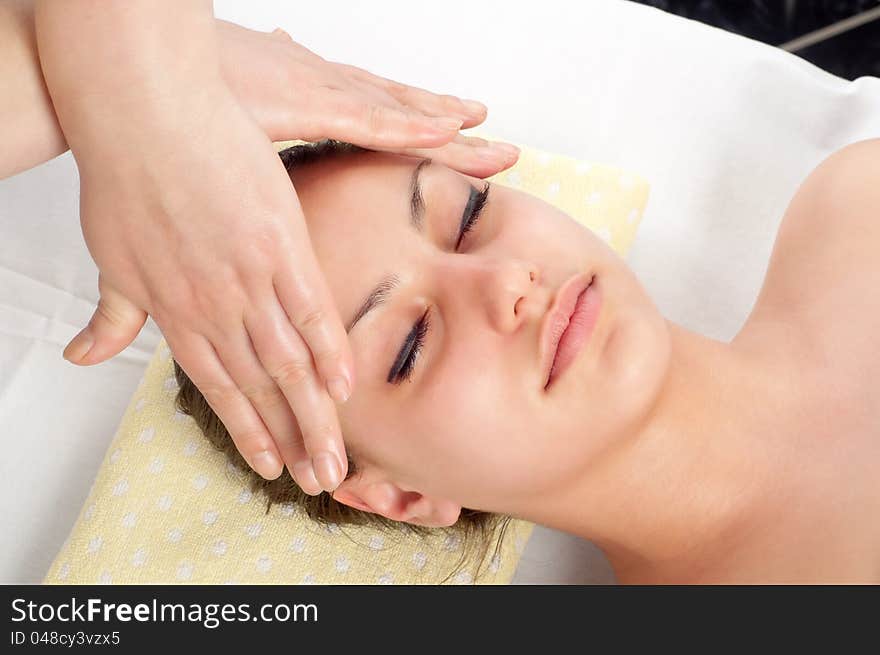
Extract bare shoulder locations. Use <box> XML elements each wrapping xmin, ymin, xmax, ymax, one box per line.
<box><xmin>730</xmin><ymin>140</ymin><xmax>880</xmax><ymax>583</ymax></box>
<box><xmin>742</xmin><ymin>138</ymin><xmax>880</xmax><ymax>357</ymax></box>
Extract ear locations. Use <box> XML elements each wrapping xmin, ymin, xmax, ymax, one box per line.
<box><xmin>331</xmin><ymin>477</ymin><xmax>461</xmax><ymax>528</ymax></box>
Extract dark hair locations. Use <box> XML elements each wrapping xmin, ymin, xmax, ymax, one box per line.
<box><xmin>171</xmin><ymin>139</ymin><xmax>513</xmax><ymax>582</ymax></box>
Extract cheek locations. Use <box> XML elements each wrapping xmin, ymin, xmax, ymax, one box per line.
<box><xmin>405</xmin><ymin>345</ymin><xmax>548</xmax><ymax>501</ymax></box>
<box><xmin>602</xmin><ymin>283</ymin><xmax>671</xmax><ymax>427</ymax></box>
<box><xmin>563</xmin><ymin>268</ymin><xmax>672</xmax><ymax>460</ymax></box>
<box><xmin>501</xmin><ymin>193</ymin><xmax>595</xmax><ymax>257</ymax></box>
<box><xmin>418</xmin><ymin>352</ymin><xmax>504</xmax><ymax>462</ymax></box>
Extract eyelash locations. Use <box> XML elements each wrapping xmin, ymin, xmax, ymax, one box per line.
<box><xmin>389</xmin><ymin>306</ymin><xmax>431</xmax><ymax>384</ymax></box>
<box><xmin>455</xmin><ymin>181</ymin><xmax>491</xmax><ymax>251</ymax></box>
<box><xmin>389</xmin><ymin>182</ymin><xmax>491</xmax><ymax>384</ymax></box>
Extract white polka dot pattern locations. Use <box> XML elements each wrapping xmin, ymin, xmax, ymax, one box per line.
<box><xmin>87</xmin><ymin>536</ymin><xmax>102</xmax><ymax>555</ymax></box>
<box><xmin>131</xmin><ymin>548</ymin><xmax>147</xmax><ymax>567</ymax></box>
<box><xmin>586</xmin><ymin>190</ymin><xmax>602</xmax><ymax>206</ymax></box>
<box><xmin>111</xmin><ymin>479</ymin><xmax>128</xmax><ymax>497</ymax></box>
<box><xmin>443</xmin><ymin>534</ymin><xmax>462</xmax><ymax>552</ymax></box>
<box><xmin>453</xmin><ymin>571</ymin><xmax>473</xmax><ymax>584</ymax></box>
<box><xmin>489</xmin><ymin>554</ymin><xmax>502</xmax><ymax>573</ymax></box>
<box><xmin>176</xmin><ymin>561</ymin><xmax>193</xmax><ymax>580</ymax></box>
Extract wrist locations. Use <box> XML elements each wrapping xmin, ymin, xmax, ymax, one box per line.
<box><xmin>35</xmin><ymin>0</ymin><xmax>224</xmax><ymax>151</ymax></box>
<box><xmin>0</xmin><ymin>0</ymin><xmax>69</xmax><ymax>178</ymax></box>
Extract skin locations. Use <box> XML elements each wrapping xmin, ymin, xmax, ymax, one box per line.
<box><xmin>5</xmin><ymin>0</ymin><xmax>518</xmax><ymax>495</ymax></box>
<box><xmin>289</xmin><ymin>144</ymin><xmax>879</xmax><ymax>583</ymax></box>
<box><xmin>3</xmin><ymin>2</ymin><xmax>876</xmax><ymax>583</ymax></box>
<box><xmin>1</xmin><ymin>1</ymin><xmax>518</xmax><ymax>181</ymax></box>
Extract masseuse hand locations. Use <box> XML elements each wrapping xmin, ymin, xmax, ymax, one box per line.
<box><xmin>215</xmin><ymin>22</ymin><xmax>520</xmax><ymax>175</ymax></box>
<box><xmin>38</xmin><ymin>4</ymin><xmax>519</xmax><ymax>495</ymax></box>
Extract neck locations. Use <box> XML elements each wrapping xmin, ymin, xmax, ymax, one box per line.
<box><xmin>517</xmin><ymin>320</ymin><xmax>798</xmax><ymax>582</ymax></box>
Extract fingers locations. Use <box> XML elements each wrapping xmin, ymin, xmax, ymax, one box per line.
<box><xmin>163</xmin><ymin>325</ymin><xmax>286</xmax><ymax>483</ymax></box>
<box><xmin>271</xmin><ymin>244</ymin><xmax>354</xmax><ymax>408</ymax></box>
<box><xmin>308</xmin><ymin>72</ymin><xmax>519</xmax><ymax>177</ymax></box>
<box><xmin>309</xmin><ymin>88</ymin><xmax>465</xmax><ymax>150</ymax></box>
<box><xmin>156</xmin><ymin>280</ymin><xmax>346</xmax><ymax>496</ymax></box>
<box><xmin>210</xmin><ymin>313</ymin><xmax>321</xmax><ymax>494</ymax></box>
<box><xmin>335</xmin><ymin>62</ymin><xmax>488</xmax><ymax>129</ymax></box>
<box><xmin>387</xmin><ymin>133</ymin><xmax>521</xmax><ymax>178</ymax></box>
<box><xmin>259</xmin><ymin>24</ymin><xmax>489</xmax><ymax>131</ymax></box>
<box><xmin>63</xmin><ymin>274</ymin><xmax>148</xmax><ymax>365</ymax></box>
<box><xmin>271</xmin><ymin>27</ymin><xmax>293</xmax><ymax>42</ymax></box>
<box><xmin>243</xmin><ymin>292</ymin><xmax>349</xmax><ymax>495</ymax></box>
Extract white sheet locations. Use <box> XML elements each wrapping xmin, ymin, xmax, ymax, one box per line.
<box><xmin>2</xmin><ymin>0</ymin><xmax>878</xmax><ymax>584</ymax></box>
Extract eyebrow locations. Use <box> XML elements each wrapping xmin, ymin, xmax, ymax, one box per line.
<box><xmin>346</xmin><ymin>158</ymin><xmax>431</xmax><ymax>334</ymax></box>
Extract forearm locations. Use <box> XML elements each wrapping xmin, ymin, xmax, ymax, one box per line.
<box><xmin>0</xmin><ymin>0</ymin><xmax>218</xmax><ymax>179</ymax></box>
<box><xmin>0</xmin><ymin>1</ymin><xmax>278</xmax><ymax>180</ymax></box>
<box><xmin>34</xmin><ymin>0</ymin><xmax>221</xmax><ymax>161</ymax></box>
<box><xmin>0</xmin><ymin>0</ymin><xmax>67</xmax><ymax>179</ymax></box>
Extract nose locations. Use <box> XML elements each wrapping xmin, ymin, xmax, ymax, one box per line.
<box><xmin>436</xmin><ymin>254</ymin><xmax>540</xmax><ymax>333</ymax></box>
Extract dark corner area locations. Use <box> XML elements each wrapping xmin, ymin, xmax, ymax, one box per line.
<box><xmin>628</xmin><ymin>0</ymin><xmax>880</xmax><ymax>80</ymax></box>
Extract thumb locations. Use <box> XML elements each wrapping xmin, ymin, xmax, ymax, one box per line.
<box><xmin>63</xmin><ymin>276</ymin><xmax>148</xmax><ymax>366</ymax></box>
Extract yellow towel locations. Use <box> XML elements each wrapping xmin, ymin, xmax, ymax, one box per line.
<box><xmin>44</xmin><ymin>136</ymin><xmax>650</xmax><ymax>584</ymax></box>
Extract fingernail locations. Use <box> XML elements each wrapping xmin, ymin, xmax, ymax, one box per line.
<box><xmin>327</xmin><ymin>375</ymin><xmax>351</xmax><ymax>404</ymax></box>
<box><xmin>313</xmin><ymin>451</ymin><xmax>341</xmax><ymax>491</ymax></box>
<box><xmin>291</xmin><ymin>460</ymin><xmax>321</xmax><ymax>495</ymax></box>
<box><xmin>252</xmin><ymin>450</ymin><xmax>282</xmax><ymax>480</ymax></box>
<box><xmin>432</xmin><ymin>116</ymin><xmax>463</xmax><ymax>132</ymax></box>
<box><xmin>63</xmin><ymin>328</ymin><xmax>94</xmax><ymax>363</ymax></box>
<box><xmin>476</xmin><ymin>145</ymin><xmax>510</xmax><ymax>162</ymax></box>
<box><xmin>492</xmin><ymin>142</ymin><xmax>520</xmax><ymax>158</ymax></box>
<box><xmin>462</xmin><ymin>98</ymin><xmax>487</xmax><ymax>115</ymax></box>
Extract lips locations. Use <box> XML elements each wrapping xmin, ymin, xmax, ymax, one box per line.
<box><xmin>539</xmin><ymin>272</ymin><xmax>594</xmax><ymax>389</ymax></box>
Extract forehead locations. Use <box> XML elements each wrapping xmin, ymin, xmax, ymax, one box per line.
<box><xmin>289</xmin><ymin>150</ymin><xmax>421</xmax><ymax>325</ymax></box>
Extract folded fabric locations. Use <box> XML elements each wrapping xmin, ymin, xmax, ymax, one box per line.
<box><xmin>43</xmin><ymin>136</ymin><xmax>650</xmax><ymax>584</ymax></box>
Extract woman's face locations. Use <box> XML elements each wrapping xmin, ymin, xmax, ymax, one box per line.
<box><xmin>292</xmin><ymin>150</ymin><xmax>670</xmax><ymax>518</ymax></box>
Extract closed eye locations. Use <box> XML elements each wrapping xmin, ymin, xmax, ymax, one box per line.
<box><xmin>455</xmin><ymin>181</ymin><xmax>491</xmax><ymax>251</ymax></box>
<box><xmin>388</xmin><ymin>181</ymin><xmax>491</xmax><ymax>385</ymax></box>
<box><xmin>387</xmin><ymin>306</ymin><xmax>430</xmax><ymax>384</ymax></box>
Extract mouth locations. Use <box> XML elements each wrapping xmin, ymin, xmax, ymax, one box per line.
<box><xmin>540</xmin><ymin>272</ymin><xmax>601</xmax><ymax>390</ymax></box>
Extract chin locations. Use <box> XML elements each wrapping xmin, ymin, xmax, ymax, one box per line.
<box><xmin>573</xmin><ymin>271</ymin><xmax>672</xmax><ymax>445</ymax></box>
<box><xmin>609</xmin><ymin>299</ymin><xmax>671</xmax><ymax>425</ymax></box>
